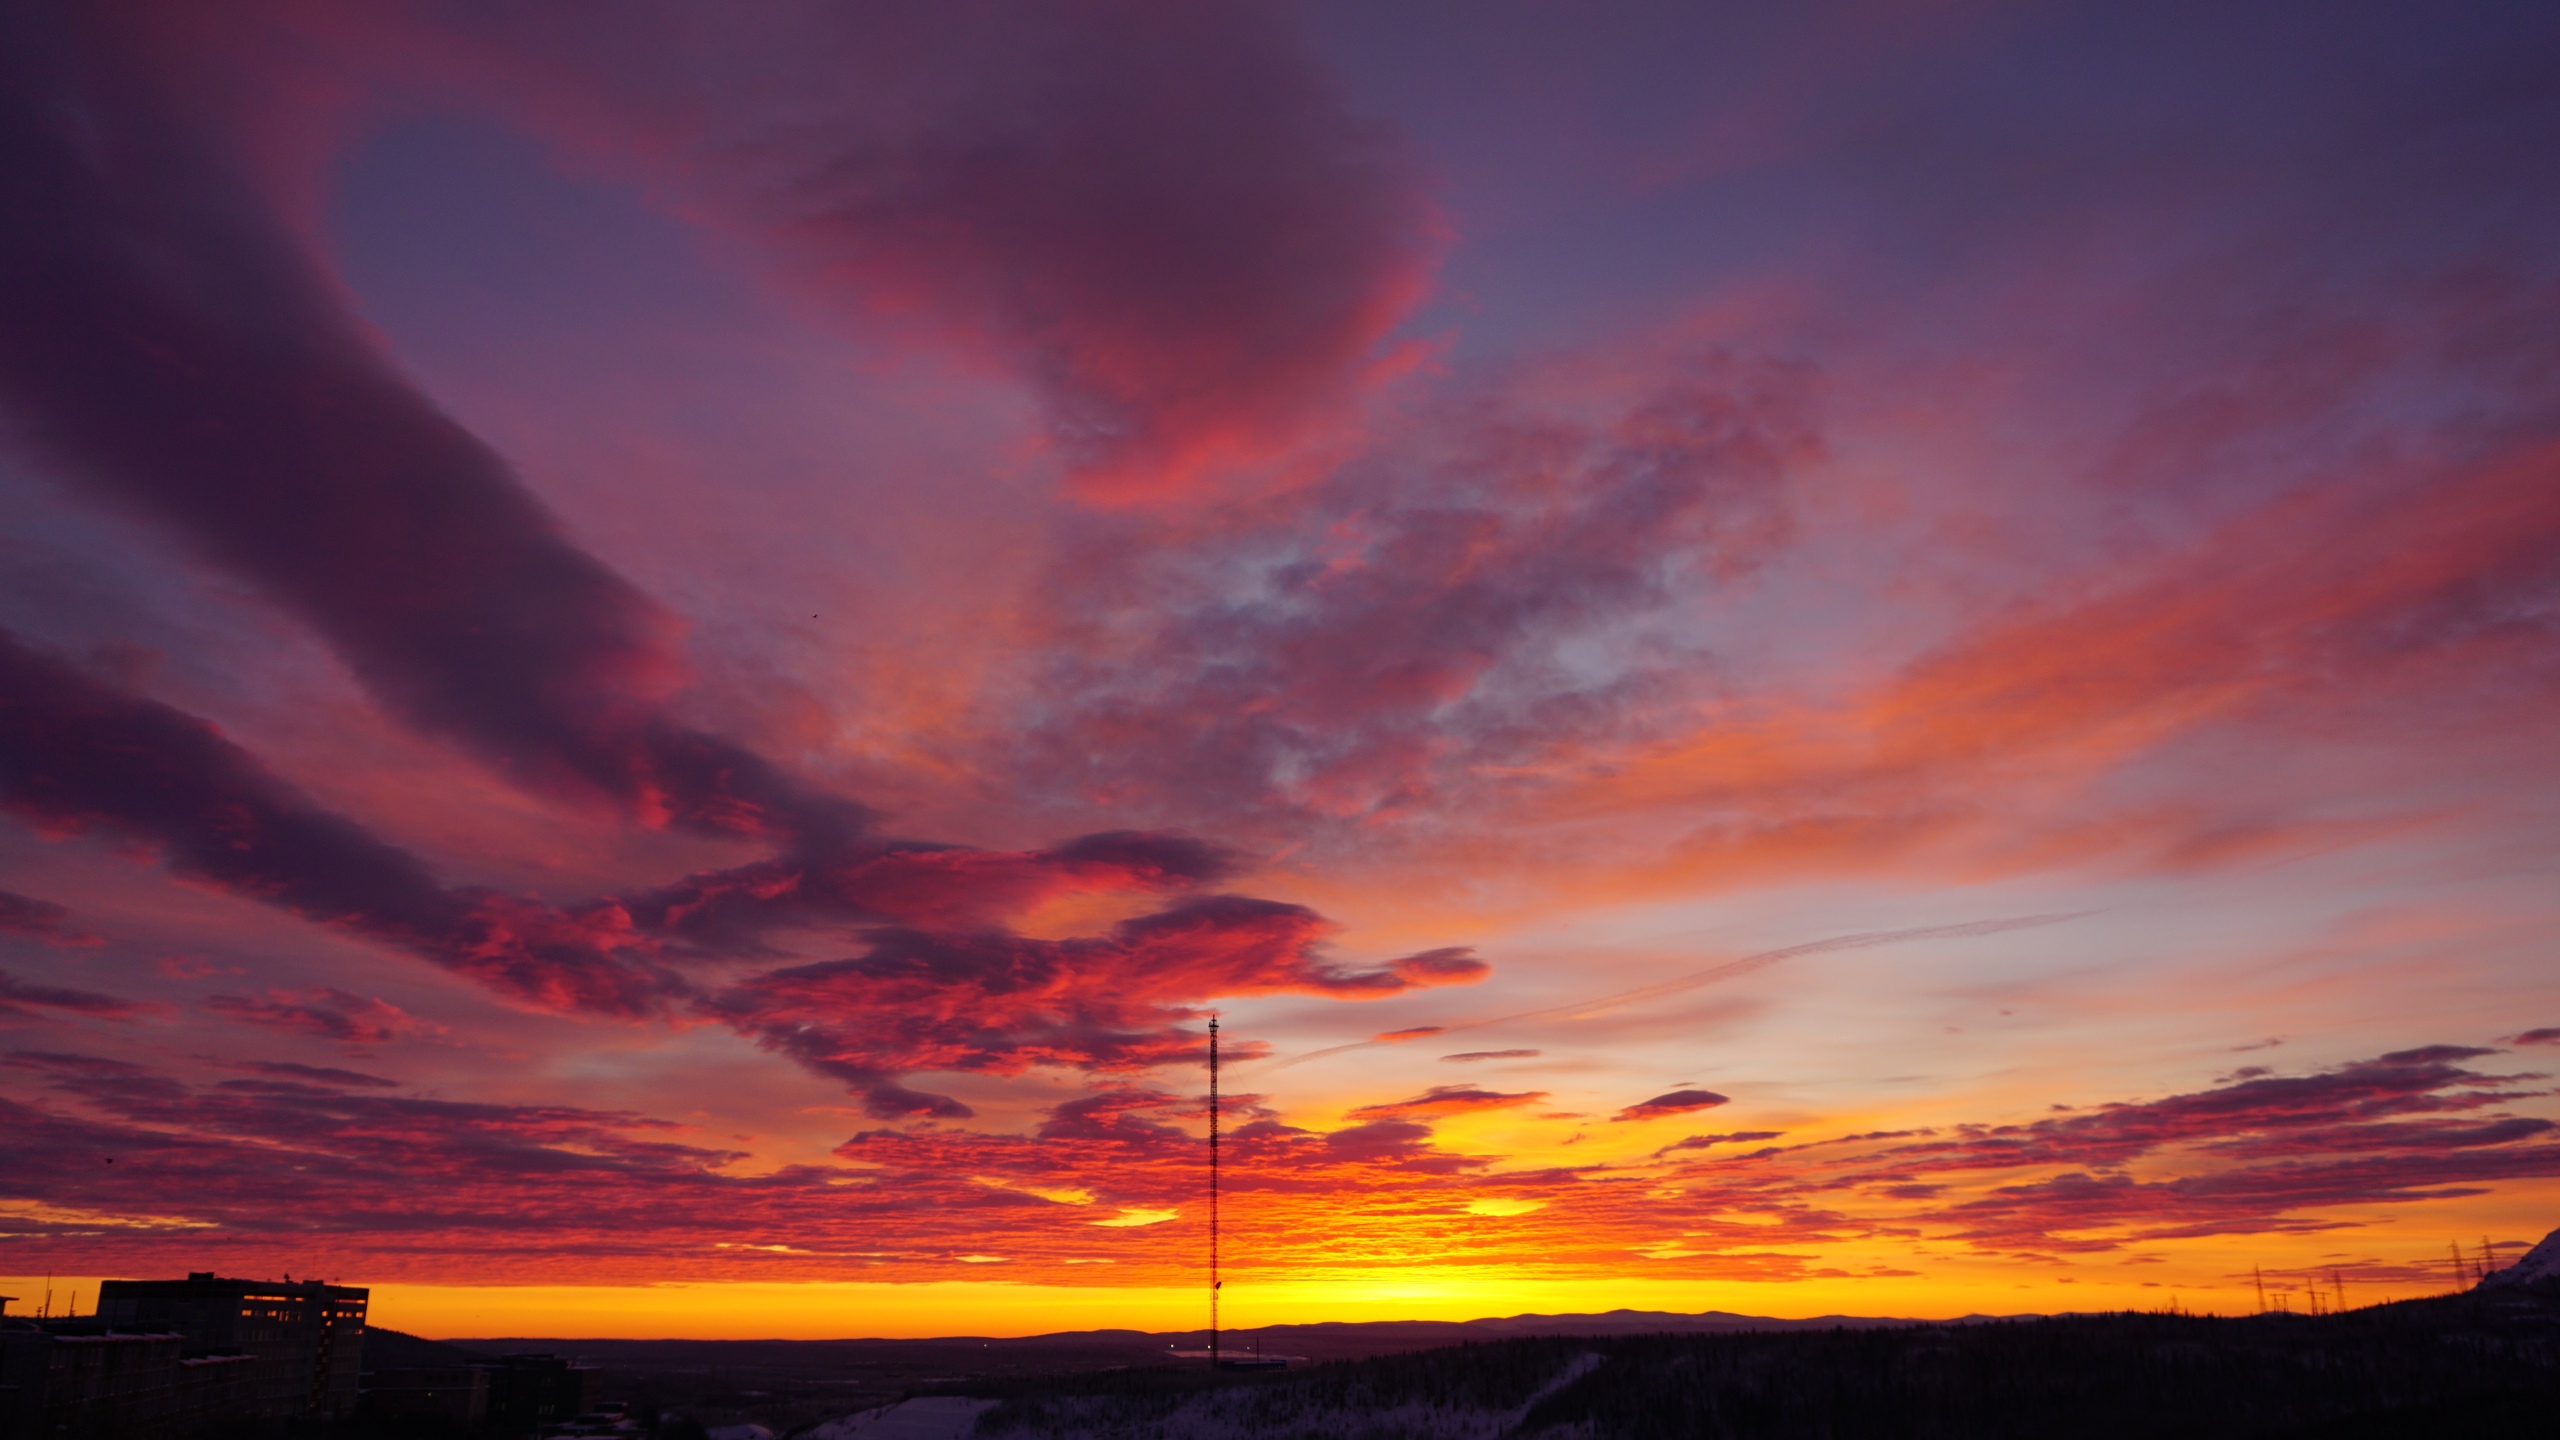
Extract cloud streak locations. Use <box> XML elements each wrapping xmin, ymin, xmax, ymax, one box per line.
<box><xmin>0</xmin><ymin>630</ymin><xmax>675</xmax><ymax>1014</ymax></box>
<box><xmin>1260</xmin><ymin>914</ymin><xmax>2088</xmax><ymax>1070</ymax></box>
<box><xmin>0</xmin><ymin>971</ymin><xmax>150</xmax><ymax>1024</ymax></box>
<box><xmin>2</xmin><ymin>1043</ymin><xmax>2547</xmax><ymax>1287</ymax></box>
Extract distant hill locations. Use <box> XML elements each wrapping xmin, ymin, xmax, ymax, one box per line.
<box><xmin>441</xmin><ymin>1305</ymin><xmax>1984</xmax><ymax>1367</ymax></box>
<box><xmin>433</xmin><ymin>1237</ymin><xmax>2560</xmax><ymax>1369</ymax></box>
<box><xmin>359</xmin><ymin>1325</ymin><xmax>490</xmax><ymax>1370</ymax></box>
<box><xmin>1174</xmin><ymin>1307</ymin><xmax>2015</xmax><ymax>1358</ymax></box>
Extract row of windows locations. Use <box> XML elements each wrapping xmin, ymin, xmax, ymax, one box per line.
<box><xmin>229</xmin><ymin>1306</ymin><xmax>364</xmax><ymax>1320</ymax></box>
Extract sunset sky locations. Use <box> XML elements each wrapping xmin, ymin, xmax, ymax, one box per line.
<box><xmin>5</xmin><ymin>1</ymin><xmax>2559</xmax><ymax>1339</ymax></box>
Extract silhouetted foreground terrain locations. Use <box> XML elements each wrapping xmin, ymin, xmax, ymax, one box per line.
<box><xmin>383</xmin><ymin>1308</ymin><xmax>1949</xmax><ymax>1433</ymax></box>
<box><xmin>962</xmin><ymin>1286</ymin><xmax>2560</xmax><ymax>1439</ymax></box>
<box><xmin>330</xmin><ymin>1281</ymin><xmax>2556</xmax><ymax>1436</ymax></box>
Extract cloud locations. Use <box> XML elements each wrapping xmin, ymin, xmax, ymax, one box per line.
<box><xmin>963</xmin><ymin>265</ymin><xmax>2560</xmax><ymax>921</ymax></box>
<box><xmin>1391</xmin><ymin>948</ymin><xmax>1491</xmax><ymax>985</ymax></box>
<box><xmin>1264</xmin><ymin>913</ymin><xmax>2088</xmax><ymax>1072</ymax></box>
<box><xmin>0</xmin><ymin>630</ymin><xmax>675</xmax><ymax>1015</ymax></box>
<box><xmin>1007</xmin><ymin>358</ymin><xmax>1819</xmax><ymax>828</ymax></box>
<box><xmin>1839</xmin><ymin>1047</ymin><xmax>2543</xmax><ymax>1178</ymax></box>
<box><xmin>224</xmin><ymin>1061</ymin><xmax>401</xmax><ymax>1089</ymax></box>
<box><xmin>0</xmin><ymin>630</ymin><xmax>1483</xmax><ymax>1108</ymax></box>
<box><xmin>0</xmin><ymin>1042</ymin><xmax>2548</xmax><ymax>1285</ymax></box>
<box><xmin>2511</xmin><ymin>1028</ymin><xmax>2560</xmax><ymax>1046</ymax></box>
<box><xmin>1658</xmin><ymin>1130</ymin><xmax>1787</xmax><ymax>1154</ymax></box>
<box><xmin>49</xmin><ymin>0</ymin><xmax>1433</xmax><ymax>507</ymax></box>
<box><xmin>0</xmin><ymin>969</ymin><xmax>151</xmax><ymax>1024</ymax></box>
<box><xmin>203</xmin><ymin>990</ymin><xmax>432</xmax><ymax>1046</ymax></box>
<box><xmin>428</xmin><ymin>0</ymin><xmax>1439</xmax><ymax>500</ymax></box>
<box><xmin>0</xmin><ymin>1048</ymin><xmax>765</xmax><ymax>1260</ymax></box>
<box><xmin>1319</xmin><ymin>1119</ymin><xmax>1439</xmax><ymax>1164</ymax></box>
<box><xmin>707</xmin><ymin>894</ymin><xmax>1486</xmax><ymax>1118</ymax></box>
<box><xmin>1922</xmin><ymin>1142</ymin><xmax>2560</xmax><ymax>1254</ymax></box>
<box><xmin>0</xmin><ymin>3</ymin><xmax>863</xmax><ymax>848</ymax></box>
<box><xmin>1443</xmin><ymin>1049</ymin><xmax>1541</xmax><ymax>1063</ymax></box>
<box><xmin>1572</xmin><ymin>418</ymin><xmax>2560</xmax><ymax>895</ymax></box>
<box><xmin>0</xmin><ymin>8</ymin><xmax>1468</xmax><ymax>1123</ymax></box>
<box><xmin>1615</xmin><ymin>1089</ymin><xmax>1732</xmax><ymax>1121</ymax></box>
<box><xmin>1658</xmin><ymin>1046</ymin><xmax>2560</xmax><ymax>1253</ymax></box>
<box><xmin>1348</xmin><ymin>1085</ymin><xmax>1549</xmax><ymax>1122</ymax></box>
<box><xmin>0</xmin><ymin>889</ymin><xmax>96</xmax><ymax>947</ymax></box>
<box><xmin>615</xmin><ymin>829</ymin><xmax>1234</xmax><ymax>951</ymax></box>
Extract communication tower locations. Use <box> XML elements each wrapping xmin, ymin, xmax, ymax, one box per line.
<box><xmin>1209</xmin><ymin>1014</ymin><xmax>1222</xmax><ymax>1365</ymax></box>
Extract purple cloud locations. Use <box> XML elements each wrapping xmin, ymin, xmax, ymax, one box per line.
<box><xmin>1615</xmin><ymin>1089</ymin><xmax>1733</xmax><ymax>1122</ymax></box>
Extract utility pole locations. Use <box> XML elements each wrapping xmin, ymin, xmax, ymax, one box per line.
<box><xmin>2252</xmin><ymin>1265</ymin><xmax>2266</xmax><ymax>1314</ymax></box>
<box><xmin>1209</xmin><ymin>1015</ymin><xmax>1221</xmax><ymax>1368</ymax></box>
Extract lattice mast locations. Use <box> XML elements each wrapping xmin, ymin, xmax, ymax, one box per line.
<box><xmin>1208</xmin><ymin>1015</ymin><xmax>1222</xmax><ymax>1364</ymax></box>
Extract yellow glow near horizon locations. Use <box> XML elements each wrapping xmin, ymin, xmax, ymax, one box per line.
<box><xmin>8</xmin><ymin>1228</ymin><xmax>2494</xmax><ymax>1340</ymax></box>
<box><xmin>349</xmin><ymin>1271</ymin><xmax>2468</xmax><ymax>1338</ymax></box>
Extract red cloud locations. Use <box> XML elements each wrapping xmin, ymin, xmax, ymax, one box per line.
<box><xmin>1348</xmin><ymin>1086</ymin><xmax>1549</xmax><ymax>1122</ymax></box>
<box><xmin>707</xmin><ymin>894</ymin><xmax>1485</xmax><ymax>1118</ymax></box>
<box><xmin>622</xmin><ymin>831</ymin><xmax>1235</xmax><ymax>952</ymax></box>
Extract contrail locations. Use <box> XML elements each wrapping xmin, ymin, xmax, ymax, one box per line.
<box><xmin>1251</xmin><ymin>912</ymin><xmax>2091</xmax><ymax>1072</ymax></box>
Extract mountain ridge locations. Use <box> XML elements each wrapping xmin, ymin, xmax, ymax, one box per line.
<box><xmin>424</xmin><ymin>1305</ymin><xmax>2032</xmax><ymax>1364</ymax></box>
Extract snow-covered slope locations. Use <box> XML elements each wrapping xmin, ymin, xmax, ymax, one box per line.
<box><xmin>2478</xmin><ymin>1225</ymin><xmax>2560</xmax><ymax>1289</ymax></box>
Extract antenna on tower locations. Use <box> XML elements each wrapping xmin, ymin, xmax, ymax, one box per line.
<box><xmin>1208</xmin><ymin>1014</ymin><xmax>1221</xmax><ymax>1367</ymax></box>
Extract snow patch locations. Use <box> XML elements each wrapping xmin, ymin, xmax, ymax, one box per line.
<box><xmin>804</xmin><ymin>1397</ymin><xmax>997</xmax><ymax>1440</ymax></box>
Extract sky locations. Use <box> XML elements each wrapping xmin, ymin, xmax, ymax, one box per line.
<box><xmin>3</xmin><ymin>0</ymin><xmax>2559</xmax><ymax>1339</ymax></box>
